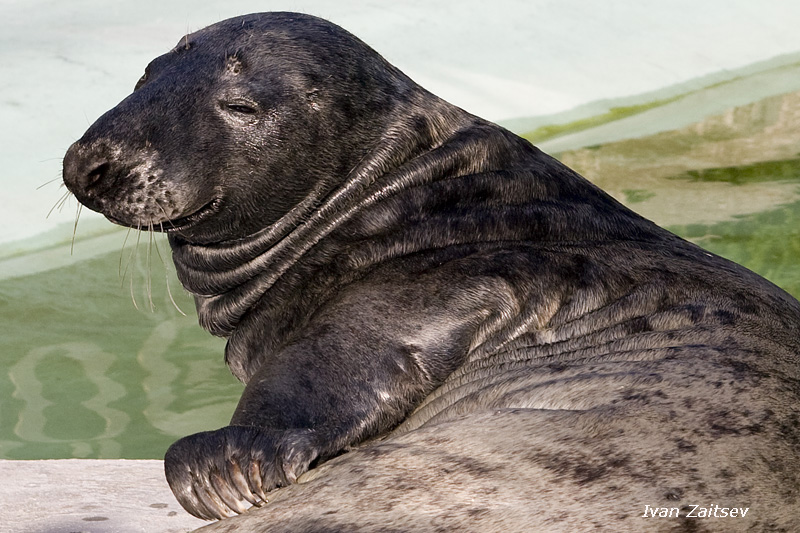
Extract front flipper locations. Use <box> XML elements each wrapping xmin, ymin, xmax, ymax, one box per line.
<box><xmin>164</xmin><ymin>426</ymin><xmax>319</xmax><ymax>520</ymax></box>
<box><xmin>166</xmin><ymin>264</ymin><xmax>521</xmax><ymax>520</ymax></box>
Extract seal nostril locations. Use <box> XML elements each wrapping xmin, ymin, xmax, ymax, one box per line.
<box><xmin>86</xmin><ymin>162</ymin><xmax>111</xmax><ymax>188</ymax></box>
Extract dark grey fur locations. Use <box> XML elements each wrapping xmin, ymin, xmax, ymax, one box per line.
<box><xmin>62</xmin><ymin>12</ymin><xmax>800</xmax><ymax>532</ymax></box>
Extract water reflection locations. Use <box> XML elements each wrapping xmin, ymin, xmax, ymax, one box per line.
<box><xmin>557</xmin><ymin>89</ymin><xmax>800</xmax><ymax>297</ymax></box>
<box><xmin>1</xmin><ymin>89</ymin><xmax>798</xmax><ymax>459</ymax></box>
<box><xmin>556</xmin><ymin>90</ymin><xmax>800</xmax><ymax>228</ymax></box>
<box><xmin>139</xmin><ymin>320</ymin><xmax>242</xmax><ymax>438</ymax></box>
<box><xmin>10</xmin><ymin>342</ymin><xmax>128</xmax><ymax>457</ymax></box>
<box><xmin>0</xmin><ymin>249</ymin><xmax>241</xmax><ymax>459</ymax></box>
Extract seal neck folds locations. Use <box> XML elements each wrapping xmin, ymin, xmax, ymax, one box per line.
<box><xmin>169</xmin><ymin>101</ymin><xmax>662</xmax><ymax>383</ymax></box>
<box><xmin>169</xmin><ymin>102</ymin><xmax>504</xmax><ymax>345</ymax></box>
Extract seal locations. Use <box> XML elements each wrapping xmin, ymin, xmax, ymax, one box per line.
<box><xmin>62</xmin><ymin>12</ymin><xmax>800</xmax><ymax>531</ymax></box>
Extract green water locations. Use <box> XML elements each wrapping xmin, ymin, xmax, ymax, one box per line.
<box><xmin>2</xmin><ymin>88</ymin><xmax>799</xmax><ymax>460</ymax></box>
<box><xmin>0</xmin><ymin>249</ymin><xmax>241</xmax><ymax>459</ymax></box>
<box><xmin>667</xmin><ymin>158</ymin><xmax>800</xmax><ymax>297</ymax></box>
<box><xmin>672</xmin><ymin>197</ymin><xmax>800</xmax><ymax>298</ymax></box>
<box><xmin>674</xmin><ymin>157</ymin><xmax>800</xmax><ymax>185</ymax></box>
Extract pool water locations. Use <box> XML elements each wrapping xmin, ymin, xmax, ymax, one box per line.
<box><xmin>1</xmin><ymin>89</ymin><xmax>798</xmax><ymax>460</ymax></box>
<box><xmin>554</xmin><ymin>89</ymin><xmax>800</xmax><ymax>298</ymax></box>
<box><xmin>1</xmin><ymin>245</ymin><xmax>240</xmax><ymax>459</ymax></box>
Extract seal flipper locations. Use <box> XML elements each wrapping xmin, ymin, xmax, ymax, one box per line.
<box><xmin>166</xmin><ymin>265</ymin><xmax>521</xmax><ymax>519</ymax></box>
<box><xmin>164</xmin><ymin>426</ymin><xmax>319</xmax><ymax>520</ymax></box>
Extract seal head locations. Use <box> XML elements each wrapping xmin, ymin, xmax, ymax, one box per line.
<box><xmin>63</xmin><ymin>13</ymin><xmax>428</xmax><ymax>244</ymax></box>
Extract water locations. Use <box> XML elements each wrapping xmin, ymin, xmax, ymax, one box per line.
<box><xmin>555</xmin><ymin>89</ymin><xmax>800</xmax><ymax>296</ymax></box>
<box><xmin>1</xmin><ymin>82</ymin><xmax>799</xmax><ymax>462</ymax></box>
<box><xmin>0</xmin><ymin>244</ymin><xmax>241</xmax><ymax>459</ymax></box>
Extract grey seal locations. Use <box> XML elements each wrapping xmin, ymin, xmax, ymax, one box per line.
<box><xmin>62</xmin><ymin>12</ymin><xmax>800</xmax><ymax>531</ymax></box>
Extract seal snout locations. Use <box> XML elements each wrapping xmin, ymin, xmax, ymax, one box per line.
<box><xmin>62</xmin><ymin>140</ymin><xmax>120</xmax><ymax>209</ymax></box>
<box><xmin>62</xmin><ymin>135</ymin><xmax>218</xmax><ymax>235</ymax></box>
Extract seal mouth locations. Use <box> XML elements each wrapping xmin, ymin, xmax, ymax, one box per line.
<box><xmin>106</xmin><ymin>197</ymin><xmax>222</xmax><ymax>233</ymax></box>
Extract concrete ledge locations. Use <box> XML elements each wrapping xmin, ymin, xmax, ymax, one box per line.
<box><xmin>0</xmin><ymin>460</ymin><xmax>207</xmax><ymax>533</ymax></box>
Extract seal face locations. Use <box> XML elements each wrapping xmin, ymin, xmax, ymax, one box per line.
<box><xmin>63</xmin><ymin>12</ymin><xmax>800</xmax><ymax>529</ymax></box>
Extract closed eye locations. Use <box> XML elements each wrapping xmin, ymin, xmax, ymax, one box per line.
<box><xmin>224</xmin><ymin>102</ymin><xmax>258</xmax><ymax>115</ymax></box>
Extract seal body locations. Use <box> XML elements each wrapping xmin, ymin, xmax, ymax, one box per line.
<box><xmin>62</xmin><ymin>12</ymin><xmax>800</xmax><ymax>531</ymax></box>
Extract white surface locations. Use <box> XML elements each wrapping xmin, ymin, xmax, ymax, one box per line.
<box><xmin>1</xmin><ymin>0</ymin><xmax>800</xmax><ymax>247</ymax></box>
<box><xmin>0</xmin><ymin>459</ymin><xmax>207</xmax><ymax>532</ymax></box>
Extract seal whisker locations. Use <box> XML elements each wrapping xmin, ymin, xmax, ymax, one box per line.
<box><xmin>57</xmin><ymin>190</ymin><xmax>72</xmax><ymax>211</ymax></box>
<box><xmin>38</xmin><ymin>175</ymin><xmax>67</xmax><ymax>190</ymax></box>
<box><xmin>155</xmin><ymin>200</ymin><xmax>177</xmax><ymax>231</ymax></box>
<box><xmin>128</xmin><ymin>224</ymin><xmax>142</xmax><ymax>311</ymax></box>
<box><xmin>153</xmin><ymin>223</ymin><xmax>186</xmax><ymax>316</ymax></box>
<box><xmin>70</xmin><ymin>202</ymin><xmax>82</xmax><ymax>255</ymax></box>
<box><xmin>144</xmin><ymin>223</ymin><xmax>155</xmax><ymax>311</ymax></box>
<box><xmin>46</xmin><ymin>189</ymin><xmax>73</xmax><ymax>219</ymax></box>
<box><xmin>119</xmin><ymin>226</ymin><xmax>134</xmax><ymax>279</ymax></box>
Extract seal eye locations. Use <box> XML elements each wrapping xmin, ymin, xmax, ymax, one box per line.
<box><xmin>224</xmin><ymin>103</ymin><xmax>259</xmax><ymax>115</ymax></box>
